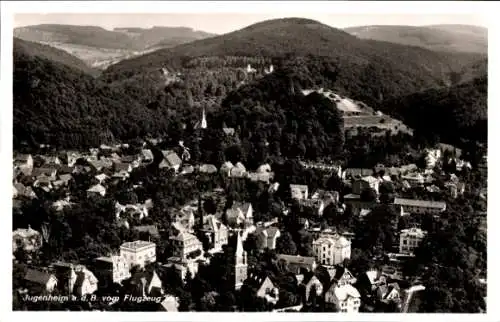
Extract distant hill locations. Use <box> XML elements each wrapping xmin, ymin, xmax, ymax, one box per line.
<box><xmin>379</xmin><ymin>75</ymin><xmax>487</xmax><ymax>146</ymax></box>
<box><xmin>13</xmin><ymin>38</ymin><xmax>98</xmax><ymax>76</ymax></box>
<box><xmin>14</xmin><ymin>24</ymin><xmax>216</xmax><ymax>69</ymax></box>
<box><xmin>13</xmin><ymin>36</ymin><xmax>166</xmax><ymax>148</ymax></box>
<box><xmin>344</xmin><ymin>24</ymin><xmax>487</xmax><ymax>54</ymax></box>
<box><xmin>103</xmin><ymin>18</ymin><xmax>484</xmax><ymax>106</ymax></box>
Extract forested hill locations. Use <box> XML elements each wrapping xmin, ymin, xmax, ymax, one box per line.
<box><xmin>102</xmin><ymin>18</ymin><xmax>484</xmax><ymax>105</ymax></box>
<box><xmin>378</xmin><ymin>75</ymin><xmax>487</xmax><ymax>146</ymax></box>
<box><xmin>14</xmin><ymin>38</ymin><xmax>98</xmax><ymax>76</ymax></box>
<box><xmin>13</xmin><ymin>41</ymin><xmax>174</xmax><ymax>149</ymax></box>
<box><xmin>344</xmin><ymin>24</ymin><xmax>487</xmax><ymax>54</ymax></box>
<box><xmin>14</xmin><ymin>24</ymin><xmax>216</xmax><ymax>50</ymax></box>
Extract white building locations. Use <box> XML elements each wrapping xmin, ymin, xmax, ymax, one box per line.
<box><xmin>393</xmin><ymin>198</ymin><xmax>446</xmax><ymax>215</ymax></box>
<box><xmin>399</xmin><ymin>228</ymin><xmax>427</xmax><ymax>255</ymax></box>
<box><xmin>425</xmin><ymin>149</ymin><xmax>442</xmax><ymax>169</ymax></box>
<box><xmin>325</xmin><ymin>284</ymin><xmax>361</xmax><ymax>313</ymax></box>
<box><xmin>312</xmin><ymin>234</ymin><xmax>351</xmax><ymax>266</ymax></box>
<box><xmin>94</xmin><ymin>255</ymin><xmax>131</xmax><ymax>285</ymax></box>
<box><xmin>290</xmin><ymin>184</ymin><xmax>309</xmax><ymax>200</ymax></box>
<box><xmin>120</xmin><ymin>241</ymin><xmax>157</xmax><ymax>268</ymax></box>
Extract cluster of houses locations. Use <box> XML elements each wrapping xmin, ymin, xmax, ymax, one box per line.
<box><xmin>12</xmin><ymin>136</ymin><xmax>484</xmax><ymax>312</ymax></box>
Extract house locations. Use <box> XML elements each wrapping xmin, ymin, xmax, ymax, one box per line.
<box><xmin>128</xmin><ymin>269</ymin><xmax>163</xmax><ymax>297</ymax></box>
<box><xmin>424</xmin><ymin>149</ymin><xmax>441</xmax><ymax>169</ymax></box>
<box><xmin>13</xmin><ymin>226</ymin><xmax>43</xmax><ymax>252</ymax></box>
<box><xmin>159</xmin><ymin>295</ymin><xmax>179</xmax><ymax>311</ymax></box>
<box><xmin>290</xmin><ymin>184</ymin><xmax>309</xmax><ymax>200</ymax></box>
<box><xmin>120</xmin><ymin>155</ymin><xmax>141</xmax><ymax>168</ymax></box>
<box><xmin>13</xmin><ymin>182</ymin><xmax>37</xmax><ymax>199</ymax></box>
<box><xmin>95</xmin><ymin>173</ymin><xmax>109</xmax><ymax>184</ymax></box>
<box><xmin>24</xmin><ymin>269</ymin><xmax>58</xmax><ymax>294</ymax></box>
<box><xmin>173</xmin><ymin>206</ymin><xmax>197</xmax><ymax>233</ymax></box>
<box><xmin>87</xmin><ymin>184</ymin><xmax>106</xmax><ymax>197</ymax></box>
<box><xmin>220</xmin><ymin>161</ymin><xmax>234</xmax><ymax>176</ymax></box>
<box><xmin>226</xmin><ymin>202</ymin><xmax>254</xmax><ymax>227</ymax></box>
<box><xmin>52</xmin><ymin>197</ymin><xmax>74</xmax><ymax>212</ymax></box>
<box><xmin>65</xmin><ymin>151</ymin><xmax>81</xmax><ymax>167</ymax></box>
<box><xmin>301</xmin><ymin>274</ymin><xmax>323</xmax><ymax>303</ymax></box>
<box><xmin>199</xmin><ymin>164</ymin><xmax>218</xmax><ymax>174</ymax></box>
<box><xmin>311</xmin><ymin>190</ymin><xmax>339</xmax><ymax>216</ymax></box>
<box><xmin>229</xmin><ymin>162</ymin><xmax>247</xmax><ymax>178</ymax></box>
<box><xmin>257</xmin><ymin>163</ymin><xmax>272</xmax><ymax>173</ymax></box>
<box><xmin>328</xmin><ymin>266</ymin><xmax>357</xmax><ymax>287</ymax></box>
<box><xmin>312</xmin><ymin>233</ymin><xmax>351</xmax><ymax>266</ymax></box>
<box><xmin>201</xmin><ymin>215</ymin><xmax>229</xmax><ymax>253</ymax></box>
<box><xmin>376</xmin><ymin>282</ymin><xmax>401</xmax><ymax>305</ymax></box>
<box><xmin>120</xmin><ymin>240</ymin><xmax>157</xmax><ymax>268</ymax></box>
<box><xmin>33</xmin><ymin>175</ymin><xmax>53</xmax><ymax>191</ymax></box>
<box><xmin>342</xmin><ymin>168</ymin><xmax>373</xmax><ymax>180</ymax></box>
<box><xmin>115</xmin><ymin>202</ymin><xmax>150</xmax><ymax>220</ymax></box>
<box><xmin>181</xmin><ymin>165</ymin><xmax>195</xmax><ymax>175</ymax></box>
<box><xmin>393</xmin><ymin>198</ymin><xmax>446</xmax><ymax>215</ymax></box>
<box><xmin>399</xmin><ymin>228</ymin><xmax>426</xmax><ymax>255</ymax></box>
<box><xmin>93</xmin><ymin>255</ymin><xmax>131</xmax><ymax>287</ymax></box>
<box><xmin>53</xmin><ymin>263</ymin><xmax>98</xmax><ymax>296</ymax></box>
<box><xmin>141</xmin><ymin>149</ymin><xmax>154</xmax><ymax>163</ymax></box>
<box><xmin>352</xmin><ymin>176</ymin><xmax>380</xmax><ymax>195</ymax></box>
<box><xmin>276</xmin><ymin>254</ymin><xmax>317</xmax><ymax>275</ymax></box>
<box><xmin>325</xmin><ymin>283</ymin><xmax>361</xmax><ymax>313</ymax></box>
<box><xmin>246</xmin><ymin>272</ymin><xmax>280</xmax><ymax>305</ymax></box>
<box><xmin>255</xmin><ymin>226</ymin><xmax>281</xmax><ymax>250</ymax></box>
<box><xmin>159</xmin><ymin>150</ymin><xmax>182</xmax><ymax>172</ymax></box>
<box><xmin>169</xmin><ymin>232</ymin><xmax>203</xmax><ymax>260</ymax></box>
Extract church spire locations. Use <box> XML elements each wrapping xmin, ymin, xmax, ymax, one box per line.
<box><xmin>201</xmin><ymin>107</ymin><xmax>207</xmax><ymax>129</ymax></box>
<box><xmin>234</xmin><ymin>230</ymin><xmax>248</xmax><ymax>290</ymax></box>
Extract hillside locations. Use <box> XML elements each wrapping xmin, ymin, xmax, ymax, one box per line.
<box><xmin>13</xmin><ymin>39</ymin><xmax>171</xmax><ymax>149</ymax></box>
<box><xmin>378</xmin><ymin>75</ymin><xmax>487</xmax><ymax>146</ymax></box>
<box><xmin>344</xmin><ymin>24</ymin><xmax>487</xmax><ymax>54</ymax></box>
<box><xmin>103</xmin><ymin>18</ymin><xmax>484</xmax><ymax>105</ymax></box>
<box><xmin>14</xmin><ymin>24</ymin><xmax>216</xmax><ymax>69</ymax></box>
<box><xmin>13</xmin><ymin>38</ymin><xmax>98</xmax><ymax>76</ymax></box>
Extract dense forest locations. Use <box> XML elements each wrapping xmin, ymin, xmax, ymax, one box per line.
<box><xmin>14</xmin><ymin>38</ymin><xmax>98</xmax><ymax>76</ymax></box>
<box><xmin>378</xmin><ymin>75</ymin><xmax>487</xmax><ymax>147</ymax></box>
<box><xmin>14</xmin><ymin>18</ymin><xmax>488</xmax><ymax>159</ymax></box>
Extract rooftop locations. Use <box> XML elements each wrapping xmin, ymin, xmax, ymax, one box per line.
<box><xmin>120</xmin><ymin>240</ymin><xmax>156</xmax><ymax>250</ymax></box>
<box><xmin>394</xmin><ymin>198</ymin><xmax>446</xmax><ymax>209</ymax></box>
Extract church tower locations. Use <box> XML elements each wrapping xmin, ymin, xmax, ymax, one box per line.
<box><xmin>234</xmin><ymin>230</ymin><xmax>248</xmax><ymax>290</ymax></box>
<box><xmin>201</xmin><ymin>107</ymin><xmax>207</xmax><ymax>129</ymax></box>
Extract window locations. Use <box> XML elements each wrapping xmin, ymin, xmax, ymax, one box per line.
<box><xmin>403</xmin><ymin>240</ymin><xmax>407</xmax><ymax>245</ymax></box>
<box><xmin>341</xmin><ymin>309</ymin><xmax>347</xmax><ymax>313</ymax></box>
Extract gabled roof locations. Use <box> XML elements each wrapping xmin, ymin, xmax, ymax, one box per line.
<box><xmin>199</xmin><ymin>164</ymin><xmax>218</xmax><ymax>173</ymax></box>
<box><xmin>114</xmin><ymin>162</ymin><xmax>132</xmax><ymax>172</ymax></box>
<box><xmin>133</xmin><ymin>225</ymin><xmax>160</xmax><ymax>237</ymax></box>
<box><xmin>394</xmin><ymin>198</ymin><xmax>446</xmax><ymax>209</ymax></box>
<box><xmin>277</xmin><ymin>254</ymin><xmax>316</xmax><ymax>267</ymax></box>
<box><xmin>142</xmin><ymin>149</ymin><xmax>154</xmax><ymax>160</ymax></box>
<box><xmin>25</xmin><ymin>268</ymin><xmax>55</xmax><ymax>285</ymax></box>
<box><xmin>162</xmin><ymin>150</ymin><xmax>182</xmax><ymax>167</ymax></box>
<box><xmin>87</xmin><ymin>184</ymin><xmax>105</xmax><ymax>193</ymax></box>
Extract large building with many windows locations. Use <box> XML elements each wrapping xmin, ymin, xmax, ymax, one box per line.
<box><xmin>120</xmin><ymin>240</ymin><xmax>157</xmax><ymax>268</ymax></box>
<box><xmin>312</xmin><ymin>233</ymin><xmax>351</xmax><ymax>266</ymax></box>
<box><xmin>399</xmin><ymin>228</ymin><xmax>427</xmax><ymax>255</ymax></box>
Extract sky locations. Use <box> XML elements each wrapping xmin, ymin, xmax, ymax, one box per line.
<box><xmin>13</xmin><ymin>13</ymin><xmax>487</xmax><ymax>35</ymax></box>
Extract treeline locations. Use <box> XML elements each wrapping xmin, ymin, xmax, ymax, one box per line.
<box><xmin>378</xmin><ymin>75</ymin><xmax>487</xmax><ymax>147</ymax></box>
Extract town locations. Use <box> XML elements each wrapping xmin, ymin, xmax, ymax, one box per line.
<box><xmin>12</xmin><ymin>115</ymin><xmax>487</xmax><ymax>312</ymax></box>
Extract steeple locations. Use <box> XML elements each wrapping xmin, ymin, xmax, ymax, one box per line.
<box><xmin>234</xmin><ymin>230</ymin><xmax>248</xmax><ymax>290</ymax></box>
<box><xmin>201</xmin><ymin>107</ymin><xmax>207</xmax><ymax>129</ymax></box>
